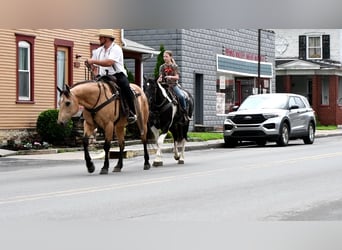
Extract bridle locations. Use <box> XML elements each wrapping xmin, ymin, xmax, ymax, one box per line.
<box><xmin>147</xmin><ymin>79</ymin><xmax>173</xmax><ymax>114</ymax></box>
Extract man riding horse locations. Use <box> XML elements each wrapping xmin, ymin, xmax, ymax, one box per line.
<box><xmin>86</xmin><ymin>29</ymin><xmax>137</xmax><ymax>124</ymax></box>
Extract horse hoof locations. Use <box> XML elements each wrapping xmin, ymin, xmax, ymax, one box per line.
<box><xmin>178</xmin><ymin>160</ymin><xmax>184</xmax><ymax>164</ymax></box>
<box><xmin>153</xmin><ymin>161</ymin><xmax>163</xmax><ymax>167</ymax></box>
<box><xmin>87</xmin><ymin>164</ymin><xmax>95</xmax><ymax>173</ymax></box>
<box><xmin>174</xmin><ymin>156</ymin><xmax>180</xmax><ymax>161</ymax></box>
<box><xmin>113</xmin><ymin>167</ymin><xmax>122</xmax><ymax>172</ymax></box>
<box><xmin>99</xmin><ymin>168</ymin><xmax>108</xmax><ymax>175</ymax></box>
<box><xmin>144</xmin><ymin>164</ymin><xmax>151</xmax><ymax>170</ymax></box>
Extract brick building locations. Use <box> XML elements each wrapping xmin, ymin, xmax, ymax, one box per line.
<box><xmin>274</xmin><ymin>29</ymin><xmax>342</xmax><ymax>125</ymax></box>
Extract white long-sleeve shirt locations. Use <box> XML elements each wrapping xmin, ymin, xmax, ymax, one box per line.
<box><xmin>92</xmin><ymin>42</ymin><xmax>127</xmax><ymax>76</ymax></box>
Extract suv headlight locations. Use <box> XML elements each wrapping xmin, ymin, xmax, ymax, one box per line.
<box><xmin>263</xmin><ymin>113</ymin><xmax>279</xmax><ymax>119</ymax></box>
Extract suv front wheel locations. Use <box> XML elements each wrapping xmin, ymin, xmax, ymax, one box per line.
<box><xmin>276</xmin><ymin>122</ymin><xmax>289</xmax><ymax>146</ymax></box>
<box><xmin>303</xmin><ymin>122</ymin><xmax>315</xmax><ymax>144</ymax></box>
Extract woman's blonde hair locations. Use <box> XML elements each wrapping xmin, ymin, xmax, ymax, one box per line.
<box><xmin>164</xmin><ymin>50</ymin><xmax>176</xmax><ymax>65</ymax></box>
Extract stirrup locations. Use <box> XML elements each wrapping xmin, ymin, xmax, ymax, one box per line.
<box><xmin>127</xmin><ymin>112</ymin><xmax>137</xmax><ymax>124</ymax></box>
<box><xmin>182</xmin><ymin>113</ymin><xmax>191</xmax><ymax>122</ymax></box>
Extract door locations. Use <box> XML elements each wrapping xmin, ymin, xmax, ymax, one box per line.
<box><xmin>307</xmin><ymin>79</ymin><xmax>312</xmax><ymax>105</ymax></box>
<box><xmin>288</xmin><ymin>96</ymin><xmax>307</xmax><ymax>134</ymax></box>
<box><xmin>194</xmin><ymin>73</ymin><xmax>203</xmax><ymax>124</ymax></box>
<box><xmin>235</xmin><ymin>79</ymin><xmax>254</xmax><ymax>106</ymax></box>
<box><xmin>56</xmin><ymin>47</ymin><xmax>69</xmax><ymax>107</ymax></box>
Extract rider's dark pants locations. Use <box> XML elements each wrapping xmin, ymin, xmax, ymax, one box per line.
<box><xmin>114</xmin><ymin>72</ymin><xmax>136</xmax><ymax>114</ymax></box>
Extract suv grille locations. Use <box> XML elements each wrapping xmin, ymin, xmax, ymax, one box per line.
<box><xmin>232</xmin><ymin>130</ymin><xmax>266</xmax><ymax>137</ymax></box>
<box><xmin>231</xmin><ymin>114</ymin><xmax>266</xmax><ymax>124</ymax></box>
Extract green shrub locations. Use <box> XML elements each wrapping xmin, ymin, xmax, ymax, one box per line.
<box><xmin>154</xmin><ymin>44</ymin><xmax>165</xmax><ymax>78</ymax></box>
<box><xmin>125</xmin><ymin>64</ymin><xmax>135</xmax><ymax>83</ymax></box>
<box><xmin>36</xmin><ymin>109</ymin><xmax>73</xmax><ymax>145</ymax></box>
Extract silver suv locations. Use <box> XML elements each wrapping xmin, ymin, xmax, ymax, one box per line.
<box><xmin>223</xmin><ymin>93</ymin><xmax>316</xmax><ymax>147</ymax></box>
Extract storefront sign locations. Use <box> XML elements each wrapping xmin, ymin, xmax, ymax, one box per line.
<box><xmin>224</xmin><ymin>48</ymin><xmax>266</xmax><ymax>62</ymax></box>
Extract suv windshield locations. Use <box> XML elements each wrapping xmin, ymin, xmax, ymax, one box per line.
<box><xmin>239</xmin><ymin>95</ymin><xmax>288</xmax><ymax>110</ymax></box>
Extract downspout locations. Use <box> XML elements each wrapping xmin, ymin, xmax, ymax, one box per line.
<box><xmin>121</xmin><ymin>29</ymin><xmax>127</xmax><ymax>47</ymax></box>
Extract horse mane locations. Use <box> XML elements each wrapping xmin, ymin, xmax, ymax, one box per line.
<box><xmin>157</xmin><ymin>82</ymin><xmax>173</xmax><ymax>103</ymax></box>
<box><xmin>69</xmin><ymin>79</ymin><xmax>119</xmax><ymax>95</ymax></box>
<box><xmin>146</xmin><ymin>78</ymin><xmax>173</xmax><ymax>103</ymax></box>
<box><xmin>70</xmin><ymin>80</ymin><xmax>96</xmax><ymax>89</ymax></box>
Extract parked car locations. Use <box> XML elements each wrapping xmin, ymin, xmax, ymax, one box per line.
<box><xmin>223</xmin><ymin>93</ymin><xmax>316</xmax><ymax>147</ymax></box>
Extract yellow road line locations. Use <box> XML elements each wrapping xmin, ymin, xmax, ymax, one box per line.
<box><xmin>0</xmin><ymin>169</ymin><xmax>225</xmax><ymax>205</ymax></box>
<box><xmin>2</xmin><ymin>151</ymin><xmax>341</xmax><ymax>205</ymax></box>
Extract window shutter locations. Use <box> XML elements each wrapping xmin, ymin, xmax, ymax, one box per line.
<box><xmin>299</xmin><ymin>35</ymin><xmax>306</xmax><ymax>60</ymax></box>
<box><xmin>322</xmin><ymin>35</ymin><xmax>330</xmax><ymax>59</ymax></box>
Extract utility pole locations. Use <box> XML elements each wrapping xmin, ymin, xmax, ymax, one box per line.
<box><xmin>257</xmin><ymin>29</ymin><xmax>261</xmax><ymax>94</ymax></box>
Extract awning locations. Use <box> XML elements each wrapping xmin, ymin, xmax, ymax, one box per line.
<box><xmin>123</xmin><ymin>39</ymin><xmax>160</xmax><ymax>55</ymax></box>
<box><xmin>217</xmin><ymin>54</ymin><xmax>273</xmax><ymax>78</ymax></box>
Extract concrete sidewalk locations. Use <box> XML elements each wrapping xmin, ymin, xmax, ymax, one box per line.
<box><xmin>1</xmin><ymin>129</ymin><xmax>342</xmax><ymax>159</ymax></box>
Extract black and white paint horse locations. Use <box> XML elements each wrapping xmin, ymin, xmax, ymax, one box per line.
<box><xmin>144</xmin><ymin>77</ymin><xmax>194</xmax><ymax>166</ymax></box>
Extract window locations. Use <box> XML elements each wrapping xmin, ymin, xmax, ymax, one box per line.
<box><xmin>16</xmin><ymin>34</ymin><xmax>35</xmax><ymax>102</ymax></box>
<box><xmin>299</xmin><ymin>35</ymin><xmax>330</xmax><ymax>60</ymax></box>
<box><xmin>294</xmin><ymin>96</ymin><xmax>306</xmax><ymax>108</ymax></box>
<box><xmin>18</xmin><ymin>41</ymin><xmax>30</xmax><ymax>100</ymax></box>
<box><xmin>338</xmin><ymin>77</ymin><xmax>342</xmax><ymax>105</ymax></box>
<box><xmin>288</xmin><ymin>97</ymin><xmax>296</xmax><ymax>108</ymax></box>
<box><xmin>321</xmin><ymin>77</ymin><xmax>329</xmax><ymax>105</ymax></box>
<box><xmin>308</xmin><ymin>36</ymin><xmax>322</xmax><ymax>59</ymax></box>
<box><xmin>216</xmin><ymin>74</ymin><xmax>235</xmax><ymax>114</ymax></box>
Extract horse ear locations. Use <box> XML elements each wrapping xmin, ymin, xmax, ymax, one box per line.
<box><xmin>57</xmin><ymin>86</ymin><xmax>63</xmax><ymax>94</ymax></box>
<box><xmin>65</xmin><ymin>84</ymin><xmax>71</xmax><ymax>93</ymax></box>
<box><xmin>143</xmin><ymin>75</ymin><xmax>147</xmax><ymax>82</ymax></box>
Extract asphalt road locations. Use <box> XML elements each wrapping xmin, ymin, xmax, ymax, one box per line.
<box><xmin>1</xmin><ymin>135</ymin><xmax>342</xmax><ymax>223</ymax></box>
<box><xmin>2</xmin><ymin>135</ymin><xmax>342</xmax><ymax>250</ymax></box>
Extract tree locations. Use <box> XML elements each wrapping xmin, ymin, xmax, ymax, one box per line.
<box><xmin>125</xmin><ymin>64</ymin><xmax>134</xmax><ymax>83</ymax></box>
<box><xmin>154</xmin><ymin>44</ymin><xmax>166</xmax><ymax>78</ymax></box>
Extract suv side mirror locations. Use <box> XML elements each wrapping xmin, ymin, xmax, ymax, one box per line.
<box><xmin>232</xmin><ymin>105</ymin><xmax>239</xmax><ymax>111</ymax></box>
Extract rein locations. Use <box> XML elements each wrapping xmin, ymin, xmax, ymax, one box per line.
<box><xmin>150</xmin><ymin>81</ymin><xmax>174</xmax><ymax>114</ymax></box>
<box><xmin>84</xmin><ymin>82</ymin><xmax>119</xmax><ymax>118</ymax></box>
<box><xmin>154</xmin><ymin>98</ymin><xmax>172</xmax><ymax>113</ymax></box>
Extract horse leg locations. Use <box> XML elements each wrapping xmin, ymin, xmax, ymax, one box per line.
<box><xmin>143</xmin><ymin>141</ymin><xmax>151</xmax><ymax>170</ymax></box>
<box><xmin>113</xmin><ymin>126</ymin><xmax>125</xmax><ymax>172</ymax></box>
<box><xmin>177</xmin><ymin>139</ymin><xmax>186</xmax><ymax>164</ymax></box>
<box><xmin>153</xmin><ymin>131</ymin><xmax>167</xmax><ymax>167</ymax></box>
<box><xmin>83</xmin><ymin>136</ymin><xmax>95</xmax><ymax>173</ymax></box>
<box><xmin>136</xmin><ymin>104</ymin><xmax>150</xmax><ymax>170</ymax></box>
<box><xmin>99</xmin><ymin>140</ymin><xmax>111</xmax><ymax>175</ymax></box>
<box><xmin>173</xmin><ymin>140</ymin><xmax>181</xmax><ymax>161</ymax></box>
<box><xmin>113</xmin><ymin>141</ymin><xmax>124</xmax><ymax>172</ymax></box>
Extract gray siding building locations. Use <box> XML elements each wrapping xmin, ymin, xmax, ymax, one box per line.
<box><xmin>124</xmin><ymin>29</ymin><xmax>275</xmax><ymax>130</ymax></box>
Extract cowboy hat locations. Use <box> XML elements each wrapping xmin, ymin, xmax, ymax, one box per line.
<box><xmin>96</xmin><ymin>29</ymin><xmax>115</xmax><ymax>39</ymax></box>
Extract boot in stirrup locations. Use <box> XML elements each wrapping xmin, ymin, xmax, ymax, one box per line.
<box><xmin>127</xmin><ymin>111</ymin><xmax>137</xmax><ymax>124</ymax></box>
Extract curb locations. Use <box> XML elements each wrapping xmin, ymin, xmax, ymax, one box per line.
<box><xmin>1</xmin><ymin>131</ymin><xmax>341</xmax><ymax>158</ymax></box>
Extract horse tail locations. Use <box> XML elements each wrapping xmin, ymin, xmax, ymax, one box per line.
<box><xmin>130</xmin><ymin>84</ymin><xmax>149</xmax><ymax>139</ymax></box>
<box><xmin>185</xmin><ymin>90</ymin><xmax>194</xmax><ymax>118</ymax></box>
<box><xmin>188</xmin><ymin>94</ymin><xmax>194</xmax><ymax>118</ymax></box>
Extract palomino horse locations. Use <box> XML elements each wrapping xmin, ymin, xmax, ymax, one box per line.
<box><xmin>144</xmin><ymin>77</ymin><xmax>194</xmax><ymax>166</ymax></box>
<box><xmin>57</xmin><ymin>80</ymin><xmax>151</xmax><ymax>174</ymax></box>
